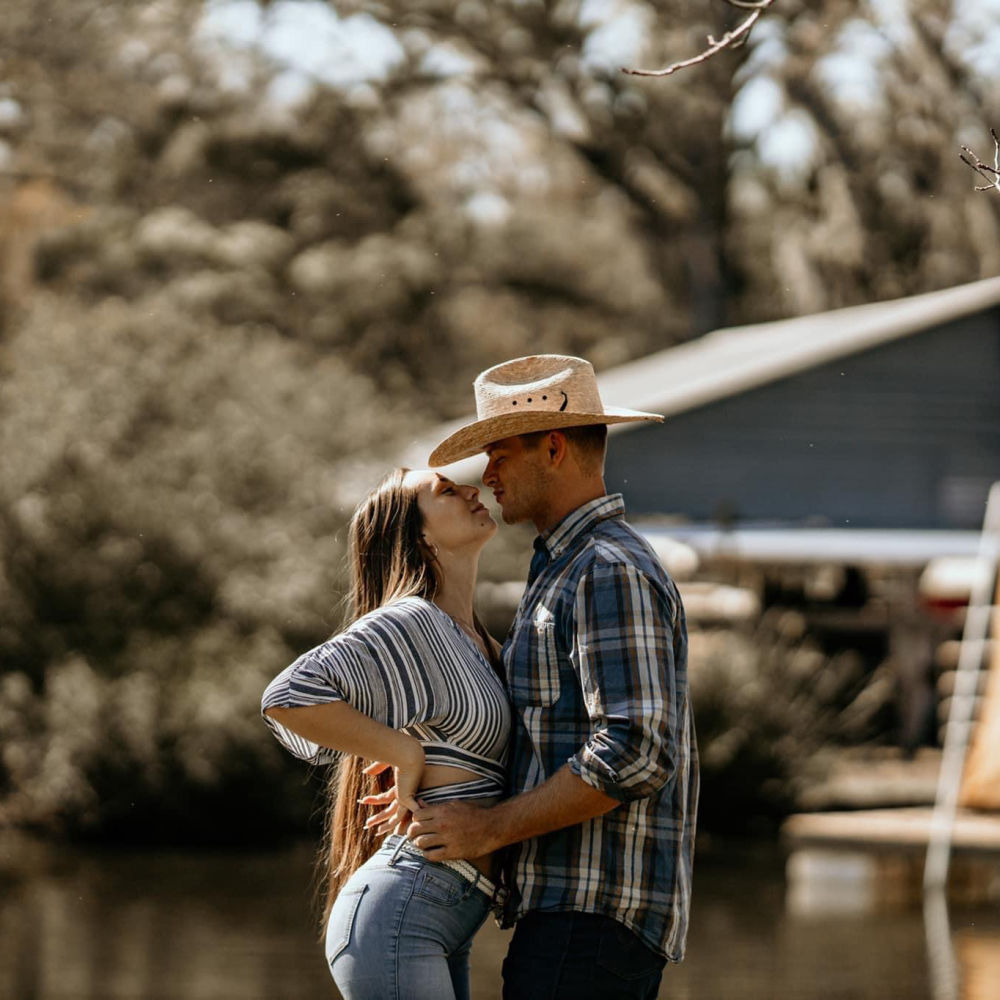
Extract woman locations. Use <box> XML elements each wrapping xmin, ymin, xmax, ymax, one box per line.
<box><xmin>261</xmin><ymin>468</ymin><xmax>509</xmax><ymax>1000</ymax></box>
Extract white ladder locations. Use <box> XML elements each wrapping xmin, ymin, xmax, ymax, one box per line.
<box><xmin>924</xmin><ymin>480</ymin><xmax>1000</xmax><ymax>891</ymax></box>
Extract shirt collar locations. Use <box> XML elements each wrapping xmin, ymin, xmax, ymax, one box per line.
<box><xmin>536</xmin><ymin>493</ymin><xmax>626</xmax><ymax>561</ymax></box>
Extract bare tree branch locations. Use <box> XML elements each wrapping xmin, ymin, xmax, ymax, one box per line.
<box><xmin>622</xmin><ymin>0</ymin><xmax>776</xmax><ymax>78</ymax></box>
<box><xmin>960</xmin><ymin>129</ymin><xmax>1000</xmax><ymax>193</ymax></box>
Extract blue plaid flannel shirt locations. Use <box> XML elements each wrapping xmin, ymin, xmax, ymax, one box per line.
<box><xmin>500</xmin><ymin>494</ymin><xmax>698</xmax><ymax>961</ymax></box>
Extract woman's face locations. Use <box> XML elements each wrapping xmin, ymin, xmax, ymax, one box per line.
<box><xmin>402</xmin><ymin>469</ymin><xmax>496</xmax><ymax>556</ymax></box>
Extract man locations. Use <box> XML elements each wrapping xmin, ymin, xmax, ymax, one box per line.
<box><xmin>414</xmin><ymin>355</ymin><xmax>699</xmax><ymax>999</ymax></box>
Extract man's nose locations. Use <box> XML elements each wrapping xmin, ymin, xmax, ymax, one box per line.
<box><xmin>482</xmin><ymin>463</ymin><xmax>496</xmax><ymax>488</ymax></box>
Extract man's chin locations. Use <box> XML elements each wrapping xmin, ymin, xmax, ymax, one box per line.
<box><xmin>500</xmin><ymin>507</ymin><xmax>522</xmax><ymax>525</ymax></box>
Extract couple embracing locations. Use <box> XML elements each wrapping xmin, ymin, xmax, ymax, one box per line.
<box><xmin>262</xmin><ymin>355</ymin><xmax>699</xmax><ymax>1000</ymax></box>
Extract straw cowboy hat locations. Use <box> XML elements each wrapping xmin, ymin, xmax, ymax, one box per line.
<box><xmin>428</xmin><ymin>355</ymin><xmax>663</xmax><ymax>466</ymax></box>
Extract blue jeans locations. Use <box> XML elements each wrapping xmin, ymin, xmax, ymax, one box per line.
<box><xmin>326</xmin><ymin>836</ymin><xmax>492</xmax><ymax>1000</ymax></box>
<box><xmin>502</xmin><ymin>910</ymin><xmax>667</xmax><ymax>1000</ymax></box>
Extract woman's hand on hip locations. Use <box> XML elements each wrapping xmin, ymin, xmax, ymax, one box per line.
<box><xmin>360</xmin><ymin>742</ymin><xmax>422</xmax><ymax>836</ymax></box>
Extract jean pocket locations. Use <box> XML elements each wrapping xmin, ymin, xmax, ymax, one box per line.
<box><xmin>595</xmin><ymin>920</ymin><xmax>665</xmax><ymax>982</ymax></box>
<box><xmin>413</xmin><ymin>866</ymin><xmax>464</xmax><ymax>906</ymax></box>
<box><xmin>326</xmin><ymin>883</ymin><xmax>368</xmax><ymax>965</ymax></box>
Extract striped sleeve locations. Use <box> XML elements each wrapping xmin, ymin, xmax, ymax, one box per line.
<box><xmin>567</xmin><ymin>558</ymin><xmax>678</xmax><ymax>802</ymax></box>
<box><xmin>260</xmin><ymin>601</ymin><xmax>433</xmax><ymax>765</ymax></box>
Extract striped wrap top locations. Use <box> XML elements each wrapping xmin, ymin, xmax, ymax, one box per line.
<box><xmin>261</xmin><ymin>597</ymin><xmax>510</xmax><ymax>804</ymax></box>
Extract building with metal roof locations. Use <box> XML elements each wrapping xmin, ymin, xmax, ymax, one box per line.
<box><xmin>407</xmin><ymin>276</ymin><xmax>1000</xmax><ymax>564</ymax></box>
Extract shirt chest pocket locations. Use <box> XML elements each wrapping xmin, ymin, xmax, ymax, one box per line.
<box><xmin>509</xmin><ymin>611</ymin><xmax>562</xmax><ymax>708</ymax></box>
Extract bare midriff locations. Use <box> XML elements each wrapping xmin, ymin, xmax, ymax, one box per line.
<box><xmin>418</xmin><ymin>762</ymin><xmax>501</xmax><ymax>876</ymax></box>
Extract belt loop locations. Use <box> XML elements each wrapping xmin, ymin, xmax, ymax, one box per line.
<box><xmin>386</xmin><ymin>834</ymin><xmax>408</xmax><ymax>867</ymax></box>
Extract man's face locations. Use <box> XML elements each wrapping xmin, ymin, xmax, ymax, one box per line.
<box><xmin>482</xmin><ymin>435</ymin><xmax>551</xmax><ymax>526</ymax></box>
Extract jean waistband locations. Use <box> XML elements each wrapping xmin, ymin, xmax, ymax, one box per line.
<box><xmin>382</xmin><ymin>834</ymin><xmax>497</xmax><ymax>899</ymax></box>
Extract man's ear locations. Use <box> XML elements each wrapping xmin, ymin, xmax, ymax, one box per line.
<box><xmin>546</xmin><ymin>431</ymin><xmax>568</xmax><ymax>467</ymax></box>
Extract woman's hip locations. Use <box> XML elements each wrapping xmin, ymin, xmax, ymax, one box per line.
<box><xmin>325</xmin><ymin>836</ymin><xmax>492</xmax><ymax>968</ymax></box>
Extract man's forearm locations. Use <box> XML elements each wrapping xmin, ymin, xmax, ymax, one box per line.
<box><xmin>491</xmin><ymin>764</ymin><xmax>619</xmax><ymax>847</ymax></box>
<box><xmin>410</xmin><ymin>763</ymin><xmax>620</xmax><ymax>862</ymax></box>
<box><xmin>499</xmin><ymin>764</ymin><xmax>620</xmax><ymax>845</ymax></box>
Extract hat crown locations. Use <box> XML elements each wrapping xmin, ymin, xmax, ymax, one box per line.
<box><xmin>474</xmin><ymin>355</ymin><xmax>603</xmax><ymax>420</ymax></box>
<box><xmin>427</xmin><ymin>353</ymin><xmax>662</xmax><ymax>466</ymax></box>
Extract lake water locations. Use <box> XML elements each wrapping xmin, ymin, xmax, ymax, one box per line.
<box><xmin>1</xmin><ymin>835</ymin><xmax>997</xmax><ymax>999</ymax></box>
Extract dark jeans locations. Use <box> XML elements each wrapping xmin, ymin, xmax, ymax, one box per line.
<box><xmin>501</xmin><ymin>911</ymin><xmax>667</xmax><ymax>1000</ymax></box>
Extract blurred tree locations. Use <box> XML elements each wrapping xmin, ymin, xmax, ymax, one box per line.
<box><xmin>332</xmin><ymin>0</ymin><xmax>739</xmax><ymax>350</ymax></box>
<box><xmin>724</xmin><ymin>0</ymin><xmax>1000</xmax><ymax>318</ymax></box>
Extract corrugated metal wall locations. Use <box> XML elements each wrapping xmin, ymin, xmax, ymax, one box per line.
<box><xmin>606</xmin><ymin>309</ymin><xmax>1000</xmax><ymax>529</ymax></box>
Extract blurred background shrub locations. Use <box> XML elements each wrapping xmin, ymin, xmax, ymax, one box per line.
<box><xmin>689</xmin><ymin>609</ymin><xmax>894</xmax><ymax>835</ymax></box>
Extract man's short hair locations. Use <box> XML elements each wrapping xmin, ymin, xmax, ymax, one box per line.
<box><xmin>520</xmin><ymin>424</ymin><xmax>608</xmax><ymax>476</ymax></box>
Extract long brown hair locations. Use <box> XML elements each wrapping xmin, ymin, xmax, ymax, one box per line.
<box><xmin>319</xmin><ymin>468</ymin><xmax>440</xmax><ymax>927</ymax></box>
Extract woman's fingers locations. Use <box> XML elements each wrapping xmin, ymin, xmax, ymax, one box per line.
<box><xmin>398</xmin><ymin>794</ymin><xmax>420</xmax><ymax>813</ymax></box>
<box><xmin>362</xmin><ymin>760</ymin><xmax>391</xmax><ymax>777</ymax></box>
<box><xmin>368</xmin><ymin>802</ymin><xmax>412</xmax><ymax>837</ymax></box>
<box><xmin>358</xmin><ymin>788</ymin><xmax>395</xmax><ymax>806</ymax></box>
<box><xmin>363</xmin><ymin>804</ymin><xmax>396</xmax><ymax>829</ymax></box>
<box><xmin>377</xmin><ymin>808</ymin><xmax>409</xmax><ymax>838</ymax></box>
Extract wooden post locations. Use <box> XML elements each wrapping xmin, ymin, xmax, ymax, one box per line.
<box><xmin>959</xmin><ymin>572</ymin><xmax>1000</xmax><ymax>810</ymax></box>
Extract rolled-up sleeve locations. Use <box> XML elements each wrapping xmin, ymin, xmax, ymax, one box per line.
<box><xmin>567</xmin><ymin>560</ymin><xmax>678</xmax><ymax>802</ymax></box>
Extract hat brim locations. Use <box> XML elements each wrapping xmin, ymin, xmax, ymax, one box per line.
<box><xmin>428</xmin><ymin>407</ymin><xmax>663</xmax><ymax>467</ymax></box>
